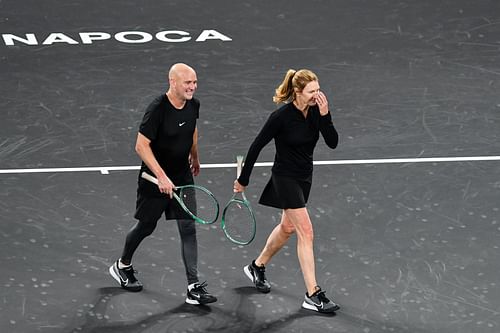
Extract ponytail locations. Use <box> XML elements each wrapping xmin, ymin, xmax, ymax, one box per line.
<box><xmin>273</xmin><ymin>69</ymin><xmax>296</xmax><ymax>104</ymax></box>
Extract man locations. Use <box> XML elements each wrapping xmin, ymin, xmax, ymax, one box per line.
<box><xmin>109</xmin><ymin>63</ymin><xmax>217</xmax><ymax>305</ymax></box>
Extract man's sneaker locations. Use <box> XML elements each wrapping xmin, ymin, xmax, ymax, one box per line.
<box><xmin>244</xmin><ymin>260</ymin><xmax>271</xmax><ymax>293</ymax></box>
<box><xmin>109</xmin><ymin>260</ymin><xmax>143</xmax><ymax>292</ymax></box>
<box><xmin>302</xmin><ymin>287</ymin><xmax>340</xmax><ymax>313</ymax></box>
<box><xmin>186</xmin><ymin>281</ymin><xmax>217</xmax><ymax>305</ymax></box>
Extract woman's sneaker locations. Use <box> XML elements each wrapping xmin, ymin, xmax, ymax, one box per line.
<box><xmin>186</xmin><ymin>281</ymin><xmax>217</xmax><ymax>305</ymax></box>
<box><xmin>109</xmin><ymin>260</ymin><xmax>143</xmax><ymax>292</ymax></box>
<box><xmin>302</xmin><ymin>287</ymin><xmax>339</xmax><ymax>313</ymax></box>
<box><xmin>243</xmin><ymin>260</ymin><xmax>271</xmax><ymax>293</ymax></box>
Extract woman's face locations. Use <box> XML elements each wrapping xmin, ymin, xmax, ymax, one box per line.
<box><xmin>296</xmin><ymin>80</ymin><xmax>320</xmax><ymax>106</ymax></box>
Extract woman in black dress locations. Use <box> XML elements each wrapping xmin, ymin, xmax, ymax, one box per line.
<box><xmin>234</xmin><ymin>68</ymin><xmax>340</xmax><ymax>313</ymax></box>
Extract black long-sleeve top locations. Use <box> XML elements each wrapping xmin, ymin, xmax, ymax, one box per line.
<box><xmin>238</xmin><ymin>102</ymin><xmax>339</xmax><ymax>186</ymax></box>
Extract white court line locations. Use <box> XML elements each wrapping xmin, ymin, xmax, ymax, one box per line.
<box><xmin>0</xmin><ymin>155</ymin><xmax>500</xmax><ymax>175</ymax></box>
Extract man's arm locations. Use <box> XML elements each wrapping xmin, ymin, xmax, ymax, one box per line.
<box><xmin>189</xmin><ymin>126</ymin><xmax>200</xmax><ymax>176</ymax></box>
<box><xmin>135</xmin><ymin>132</ymin><xmax>175</xmax><ymax>196</ymax></box>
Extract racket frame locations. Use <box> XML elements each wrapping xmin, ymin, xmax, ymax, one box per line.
<box><xmin>140</xmin><ymin>172</ymin><xmax>219</xmax><ymax>225</ymax></box>
<box><xmin>221</xmin><ymin>155</ymin><xmax>257</xmax><ymax>245</ymax></box>
<box><xmin>221</xmin><ymin>192</ymin><xmax>256</xmax><ymax>245</ymax></box>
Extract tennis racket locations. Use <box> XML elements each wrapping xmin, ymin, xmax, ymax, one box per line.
<box><xmin>221</xmin><ymin>155</ymin><xmax>257</xmax><ymax>245</ymax></box>
<box><xmin>141</xmin><ymin>172</ymin><xmax>219</xmax><ymax>225</ymax></box>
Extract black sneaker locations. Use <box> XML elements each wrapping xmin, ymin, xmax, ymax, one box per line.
<box><xmin>186</xmin><ymin>281</ymin><xmax>217</xmax><ymax>305</ymax></box>
<box><xmin>109</xmin><ymin>260</ymin><xmax>143</xmax><ymax>292</ymax></box>
<box><xmin>302</xmin><ymin>287</ymin><xmax>339</xmax><ymax>313</ymax></box>
<box><xmin>244</xmin><ymin>260</ymin><xmax>271</xmax><ymax>293</ymax></box>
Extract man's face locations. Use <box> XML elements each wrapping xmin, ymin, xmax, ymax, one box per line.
<box><xmin>172</xmin><ymin>69</ymin><xmax>197</xmax><ymax>100</ymax></box>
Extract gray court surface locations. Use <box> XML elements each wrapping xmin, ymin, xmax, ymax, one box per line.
<box><xmin>1</xmin><ymin>1</ymin><xmax>500</xmax><ymax>332</ymax></box>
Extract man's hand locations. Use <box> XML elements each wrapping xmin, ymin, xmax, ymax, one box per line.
<box><xmin>157</xmin><ymin>175</ymin><xmax>176</xmax><ymax>199</ymax></box>
<box><xmin>190</xmin><ymin>154</ymin><xmax>200</xmax><ymax>176</ymax></box>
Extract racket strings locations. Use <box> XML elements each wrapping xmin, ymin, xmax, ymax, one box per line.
<box><xmin>222</xmin><ymin>200</ymin><xmax>255</xmax><ymax>244</ymax></box>
<box><xmin>179</xmin><ymin>187</ymin><xmax>218</xmax><ymax>224</ymax></box>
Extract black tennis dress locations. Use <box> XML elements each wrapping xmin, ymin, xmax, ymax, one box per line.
<box><xmin>238</xmin><ymin>102</ymin><xmax>338</xmax><ymax>209</ymax></box>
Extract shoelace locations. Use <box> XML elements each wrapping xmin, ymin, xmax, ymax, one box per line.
<box><xmin>193</xmin><ymin>281</ymin><xmax>209</xmax><ymax>292</ymax></box>
<box><xmin>315</xmin><ymin>290</ymin><xmax>331</xmax><ymax>303</ymax></box>
<box><xmin>123</xmin><ymin>267</ymin><xmax>139</xmax><ymax>281</ymax></box>
<box><xmin>255</xmin><ymin>265</ymin><xmax>268</xmax><ymax>281</ymax></box>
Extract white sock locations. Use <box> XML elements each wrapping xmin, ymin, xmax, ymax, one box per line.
<box><xmin>118</xmin><ymin>259</ymin><xmax>131</xmax><ymax>269</ymax></box>
<box><xmin>188</xmin><ymin>282</ymin><xmax>198</xmax><ymax>291</ymax></box>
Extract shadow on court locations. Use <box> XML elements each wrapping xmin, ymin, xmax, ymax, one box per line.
<box><xmin>66</xmin><ymin>286</ymin><xmax>331</xmax><ymax>333</ymax></box>
<box><xmin>67</xmin><ymin>286</ymin><xmax>436</xmax><ymax>333</ymax></box>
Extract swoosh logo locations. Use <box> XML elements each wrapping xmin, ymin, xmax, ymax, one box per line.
<box><xmin>118</xmin><ymin>274</ymin><xmax>129</xmax><ymax>285</ymax></box>
<box><xmin>312</xmin><ymin>300</ymin><xmax>324</xmax><ymax>308</ymax></box>
<box><xmin>179</xmin><ymin>122</ymin><xmax>186</xmax><ymax>126</ymax></box>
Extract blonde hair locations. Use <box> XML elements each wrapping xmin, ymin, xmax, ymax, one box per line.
<box><xmin>272</xmin><ymin>69</ymin><xmax>318</xmax><ymax>104</ymax></box>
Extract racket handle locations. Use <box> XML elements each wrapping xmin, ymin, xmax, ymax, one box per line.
<box><xmin>236</xmin><ymin>155</ymin><xmax>244</xmax><ymax>178</ymax></box>
<box><xmin>141</xmin><ymin>172</ymin><xmax>158</xmax><ymax>185</ymax></box>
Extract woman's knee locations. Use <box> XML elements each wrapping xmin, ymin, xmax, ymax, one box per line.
<box><xmin>279</xmin><ymin>221</ymin><xmax>295</xmax><ymax>235</ymax></box>
<box><xmin>283</xmin><ymin>208</ymin><xmax>314</xmax><ymax>241</ymax></box>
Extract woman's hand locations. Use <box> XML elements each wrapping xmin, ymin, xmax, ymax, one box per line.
<box><xmin>316</xmin><ymin>91</ymin><xmax>330</xmax><ymax>116</ymax></box>
<box><xmin>233</xmin><ymin>179</ymin><xmax>245</xmax><ymax>193</ymax></box>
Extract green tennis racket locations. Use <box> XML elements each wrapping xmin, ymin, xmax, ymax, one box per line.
<box><xmin>141</xmin><ymin>172</ymin><xmax>219</xmax><ymax>225</ymax></box>
<box><xmin>221</xmin><ymin>155</ymin><xmax>257</xmax><ymax>245</ymax></box>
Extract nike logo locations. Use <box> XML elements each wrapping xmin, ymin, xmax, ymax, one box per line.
<box><xmin>118</xmin><ymin>274</ymin><xmax>129</xmax><ymax>285</ymax></box>
<box><xmin>312</xmin><ymin>301</ymin><xmax>324</xmax><ymax>308</ymax></box>
<box><xmin>120</xmin><ymin>277</ymin><xmax>129</xmax><ymax>285</ymax></box>
<box><xmin>179</xmin><ymin>122</ymin><xmax>186</xmax><ymax>126</ymax></box>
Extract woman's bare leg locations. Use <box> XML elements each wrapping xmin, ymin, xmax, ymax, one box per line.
<box><xmin>255</xmin><ymin>210</ymin><xmax>295</xmax><ymax>266</ymax></box>
<box><xmin>281</xmin><ymin>207</ymin><xmax>318</xmax><ymax>296</ymax></box>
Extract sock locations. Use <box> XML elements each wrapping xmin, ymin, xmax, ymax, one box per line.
<box><xmin>188</xmin><ymin>282</ymin><xmax>199</xmax><ymax>291</ymax></box>
<box><xmin>118</xmin><ymin>259</ymin><xmax>131</xmax><ymax>269</ymax></box>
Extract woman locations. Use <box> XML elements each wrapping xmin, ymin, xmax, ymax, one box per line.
<box><xmin>233</xmin><ymin>69</ymin><xmax>339</xmax><ymax>313</ymax></box>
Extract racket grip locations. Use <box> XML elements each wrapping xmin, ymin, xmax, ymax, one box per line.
<box><xmin>141</xmin><ymin>172</ymin><xmax>158</xmax><ymax>185</ymax></box>
<box><xmin>236</xmin><ymin>155</ymin><xmax>244</xmax><ymax>178</ymax></box>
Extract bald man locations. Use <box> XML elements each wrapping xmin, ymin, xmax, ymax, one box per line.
<box><xmin>109</xmin><ymin>63</ymin><xmax>217</xmax><ymax>305</ymax></box>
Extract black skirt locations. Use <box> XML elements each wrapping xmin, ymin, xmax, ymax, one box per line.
<box><xmin>259</xmin><ymin>174</ymin><xmax>312</xmax><ymax>209</ymax></box>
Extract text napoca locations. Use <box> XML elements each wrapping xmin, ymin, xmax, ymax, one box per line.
<box><xmin>2</xmin><ymin>29</ymin><xmax>232</xmax><ymax>46</ymax></box>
